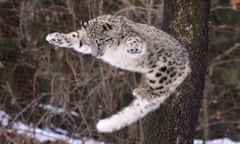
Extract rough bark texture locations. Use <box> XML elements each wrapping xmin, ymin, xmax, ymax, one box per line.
<box><xmin>143</xmin><ymin>1</ymin><xmax>210</xmax><ymax>144</ymax></box>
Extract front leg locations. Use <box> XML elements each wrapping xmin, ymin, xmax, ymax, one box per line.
<box><xmin>125</xmin><ymin>36</ymin><xmax>147</xmax><ymax>59</ymax></box>
<box><xmin>46</xmin><ymin>32</ymin><xmax>92</xmax><ymax>54</ymax></box>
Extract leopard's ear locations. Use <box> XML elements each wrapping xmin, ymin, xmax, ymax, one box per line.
<box><xmin>81</xmin><ymin>20</ymin><xmax>89</xmax><ymax>28</ymax></box>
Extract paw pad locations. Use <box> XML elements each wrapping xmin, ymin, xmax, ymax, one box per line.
<box><xmin>46</xmin><ymin>32</ymin><xmax>64</xmax><ymax>46</ymax></box>
<box><xmin>125</xmin><ymin>36</ymin><xmax>146</xmax><ymax>59</ymax></box>
<box><xmin>127</xmin><ymin>48</ymin><xmax>142</xmax><ymax>54</ymax></box>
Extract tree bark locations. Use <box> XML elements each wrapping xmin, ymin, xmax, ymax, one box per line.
<box><xmin>143</xmin><ymin>1</ymin><xmax>210</xmax><ymax>144</ymax></box>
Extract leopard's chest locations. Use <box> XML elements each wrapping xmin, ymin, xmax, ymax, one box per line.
<box><xmin>99</xmin><ymin>45</ymin><xmax>148</xmax><ymax>73</ymax></box>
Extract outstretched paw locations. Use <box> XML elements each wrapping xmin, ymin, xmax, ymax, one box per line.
<box><xmin>125</xmin><ymin>36</ymin><xmax>146</xmax><ymax>59</ymax></box>
<box><xmin>46</xmin><ymin>32</ymin><xmax>79</xmax><ymax>48</ymax></box>
<box><xmin>46</xmin><ymin>32</ymin><xmax>65</xmax><ymax>46</ymax></box>
<box><xmin>46</xmin><ymin>31</ymin><xmax>92</xmax><ymax>54</ymax></box>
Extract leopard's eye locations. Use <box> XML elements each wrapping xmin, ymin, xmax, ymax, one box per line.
<box><xmin>81</xmin><ymin>20</ymin><xmax>89</xmax><ymax>28</ymax></box>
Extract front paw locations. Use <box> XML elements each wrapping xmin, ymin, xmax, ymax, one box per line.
<box><xmin>46</xmin><ymin>32</ymin><xmax>64</xmax><ymax>46</ymax></box>
<box><xmin>125</xmin><ymin>36</ymin><xmax>146</xmax><ymax>59</ymax></box>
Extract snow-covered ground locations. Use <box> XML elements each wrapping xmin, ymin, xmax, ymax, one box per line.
<box><xmin>194</xmin><ymin>138</ymin><xmax>240</xmax><ymax>144</ymax></box>
<box><xmin>0</xmin><ymin>108</ymin><xmax>104</xmax><ymax>144</ymax></box>
<box><xmin>1</xmin><ymin>106</ymin><xmax>240</xmax><ymax>144</ymax></box>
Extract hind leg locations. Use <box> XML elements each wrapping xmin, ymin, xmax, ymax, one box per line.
<box><xmin>133</xmin><ymin>88</ymin><xmax>169</xmax><ymax>102</ymax></box>
<box><xmin>133</xmin><ymin>88</ymin><xmax>155</xmax><ymax>99</ymax></box>
<box><xmin>133</xmin><ymin>69</ymin><xmax>176</xmax><ymax>100</ymax></box>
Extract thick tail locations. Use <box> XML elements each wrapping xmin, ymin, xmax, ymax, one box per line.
<box><xmin>96</xmin><ymin>96</ymin><xmax>168</xmax><ymax>133</ymax></box>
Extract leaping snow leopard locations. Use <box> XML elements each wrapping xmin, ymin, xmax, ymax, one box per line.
<box><xmin>46</xmin><ymin>15</ymin><xmax>191</xmax><ymax>133</ymax></box>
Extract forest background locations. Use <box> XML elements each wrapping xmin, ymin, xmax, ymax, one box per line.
<box><xmin>0</xmin><ymin>0</ymin><xmax>240</xmax><ymax>143</ymax></box>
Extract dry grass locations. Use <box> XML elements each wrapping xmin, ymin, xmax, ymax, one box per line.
<box><xmin>1</xmin><ymin>0</ymin><xmax>240</xmax><ymax>143</ymax></box>
<box><xmin>0</xmin><ymin>0</ymin><xmax>163</xmax><ymax>143</ymax></box>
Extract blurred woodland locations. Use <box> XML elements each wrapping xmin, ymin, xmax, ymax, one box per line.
<box><xmin>0</xmin><ymin>0</ymin><xmax>240</xmax><ymax>144</ymax></box>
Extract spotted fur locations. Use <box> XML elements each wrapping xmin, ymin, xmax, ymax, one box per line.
<box><xmin>46</xmin><ymin>15</ymin><xmax>191</xmax><ymax>133</ymax></box>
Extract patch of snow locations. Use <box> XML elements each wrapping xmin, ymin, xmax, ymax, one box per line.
<box><xmin>11</xmin><ymin>122</ymin><xmax>105</xmax><ymax>144</ymax></box>
<box><xmin>0</xmin><ymin>109</ymin><xmax>103</xmax><ymax>144</ymax></box>
<box><xmin>11</xmin><ymin>122</ymin><xmax>104</xmax><ymax>144</ymax></box>
<box><xmin>0</xmin><ymin>110</ymin><xmax>11</xmax><ymax>126</ymax></box>
<box><xmin>194</xmin><ymin>138</ymin><xmax>240</xmax><ymax>144</ymax></box>
<box><xmin>50</xmin><ymin>124</ymin><xmax>69</xmax><ymax>135</ymax></box>
<box><xmin>38</xmin><ymin>104</ymin><xmax>79</xmax><ymax>117</ymax></box>
<box><xmin>2</xmin><ymin>109</ymin><xmax>240</xmax><ymax>144</ymax></box>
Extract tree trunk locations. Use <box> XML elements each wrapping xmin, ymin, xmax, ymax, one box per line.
<box><xmin>143</xmin><ymin>1</ymin><xmax>210</xmax><ymax>144</ymax></box>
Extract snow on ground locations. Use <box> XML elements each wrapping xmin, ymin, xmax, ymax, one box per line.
<box><xmin>0</xmin><ymin>109</ymin><xmax>104</xmax><ymax>144</ymax></box>
<box><xmin>0</xmin><ymin>110</ymin><xmax>11</xmax><ymax>126</ymax></box>
<box><xmin>38</xmin><ymin>103</ymin><xmax>79</xmax><ymax>117</ymax></box>
<box><xmin>194</xmin><ymin>138</ymin><xmax>240</xmax><ymax>144</ymax></box>
<box><xmin>1</xmin><ymin>108</ymin><xmax>240</xmax><ymax>144</ymax></box>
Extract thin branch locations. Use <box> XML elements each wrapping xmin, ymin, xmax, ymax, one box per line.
<box><xmin>210</xmin><ymin>58</ymin><xmax>240</xmax><ymax>67</ymax></box>
<box><xmin>210</xmin><ymin>24</ymin><xmax>240</xmax><ymax>35</ymax></box>
<box><xmin>213</xmin><ymin>43</ymin><xmax>240</xmax><ymax>62</ymax></box>
<box><xmin>197</xmin><ymin>120</ymin><xmax>240</xmax><ymax>131</ymax></box>
<box><xmin>208</xmin><ymin>43</ymin><xmax>240</xmax><ymax>75</ymax></box>
<box><xmin>210</xmin><ymin>5</ymin><xmax>232</xmax><ymax>11</ymax></box>
<box><xmin>66</xmin><ymin>0</ymin><xmax>76</xmax><ymax>30</ymax></box>
<box><xmin>197</xmin><ymin>106</ymin><xmax>240</xmax><ymax>131</ymax></box>
<box><xmin>10</xmin><ymin>96</ymin><xmax>44</xmax><ymax>126</ymax></box>
<box><xmin>114</xmin><ymin>5</ymin><xmax>158</xmax><ymax>15</ymax></box>
<box><xmin>147</xmin><ymin>0</ymin><xmax>154</xmax><ymax>25</ymax></box>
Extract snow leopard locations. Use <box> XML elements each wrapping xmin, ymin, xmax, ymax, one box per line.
<box><xmin>46</xmin><ymin>15</ymin><xmax>191</xmax><ymax>133</ymax></box>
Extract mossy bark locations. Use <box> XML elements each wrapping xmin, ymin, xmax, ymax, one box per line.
<box><xmin>143</xmin><ymin>1</ymin><xmax>210</xmax><ymax>144</ymax></box>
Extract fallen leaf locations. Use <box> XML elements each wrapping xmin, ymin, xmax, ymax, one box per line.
<box><xmin>215</xmin><ymin>110</ymin><xmax>222</xmax><ymax>120</ymax></box>
<box><xmin>0</xmin><ymin>61</ymin><xmax>4</xmax><ymax>68</ymax></box>
<box><xmin>230</xmin><ymin>0</ymin><xmax>240</xmax><ymax>10</ymax></box>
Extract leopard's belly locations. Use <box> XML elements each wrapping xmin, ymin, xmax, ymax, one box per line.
<box><xmin>99</xmin><ymin>45</ymin><xmax>148</xmax><ymax>73</ymax></box>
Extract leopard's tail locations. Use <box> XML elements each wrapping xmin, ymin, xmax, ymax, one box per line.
<box><xmin>96</xmin><ymin>96</ymin><xmax>168</xmax><ymax>133</ymax></box>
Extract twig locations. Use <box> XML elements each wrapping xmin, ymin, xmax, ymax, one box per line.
<box><xmin>213</xmin><ymin>43</ymin><xmax>240</xmax><ymax>62</ymax></box>
<box><xmin>1</xmin><ymin>129</ymin><xmax>18</xmax><ymax>144</ymax></box>
<box><xmin>210</xmin><ymin>25</ymin><xmax>240</xmax><ymax>35</ymax></box>
<box><xmin>197</xmin><ymin>120</ymin><xmax>240</xmax><ymax>131</ymax></box>
<box><xmin>210</xmin><ymin>58</ymin><xmax>240</xmax><ymax>67</ymax></box>
<box><xmin>210</xmin><ymin>5</ymin><xmax>232</xmax><ymax>11</ymax></box>
<box><xmin>147</xmin><ymin>0</ymin><xmax>154</xmax><ymax>25</ymax></box>
<box><xmin>10</xmin><ymin>96</ymin><xmax>43</xmax><ymax>126</ymax></box>
<box><xmin>197</xmin><ymin>106</ymin><xmax>240</xmax><ymax>131</ymax></box>
<box><xmin>208</xmin><ymin>43</ymin><xmax>240</xmax><ymax>76</ymax></box>
<box><xmin>114</xmin><ymin>6</ymin><xmax>159</xmax><ymax>15</ymax></box>
<box><xmin>202</xmin><ymin>94</ymin><xmax>209</xmax><ymax>141</ymax></box>
<box><xmin>66</xmin><ymin>0</ymin><xmax>76</xmax><ymax>30</ymax></box>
